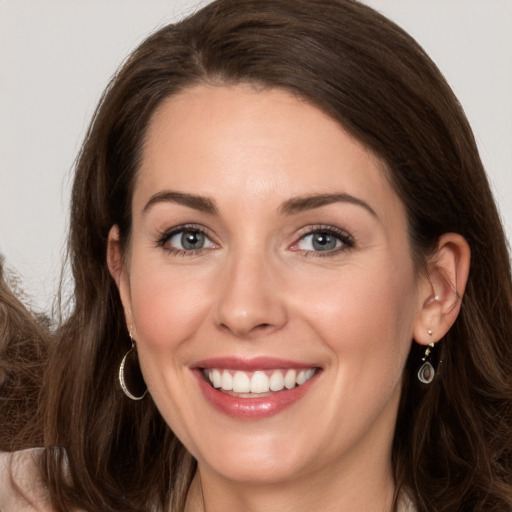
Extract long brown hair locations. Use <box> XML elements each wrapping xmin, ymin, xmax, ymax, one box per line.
<box><xmin>0</xmin><ymin>260</ymin><xmax>48</xmax><ymax>452</ymax></box>
<box><xmin>34</xmin><ymin>0</ymin><xmax>512</xmax><ymax>510</ymax></box>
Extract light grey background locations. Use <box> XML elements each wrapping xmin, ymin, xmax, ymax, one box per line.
<box><xmin>1</xmin><ymin>0</ymin><xmax>511</xmax><ymax>313</ymax></box>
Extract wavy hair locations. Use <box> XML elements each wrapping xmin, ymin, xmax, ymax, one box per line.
<box><xmin>31</xmin><ymin>1</ymin><xmax>512</xmax><ymax>510</ymax></box>
<box><xmin>0</xmin><ymin>260</ymin><xmax>48</xmax><ymax>452</ymax></box>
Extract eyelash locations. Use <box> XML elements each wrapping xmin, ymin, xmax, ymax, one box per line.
<box><xmin>155</xmin><ymin>224</ymin><xmax>355</xmax><ymax>257</ymax></box>
<box><xmin>156</xmin><ymin>224</ymin><xmax>214</xmax><ymax>256</ymax></box>
<box><xmin>292</xmin><ymin>225</ymin><xmax>355</xmax><ymax>257</ymax></box>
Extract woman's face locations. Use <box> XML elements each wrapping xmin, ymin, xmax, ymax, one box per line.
<box><xmin>114</xmin><ymin>84</ymin><xmax>427</xmax><ymax>486</ymax></box>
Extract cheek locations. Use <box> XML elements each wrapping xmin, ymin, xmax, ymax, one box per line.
<box><xmin>294</xmin><ymin>260</ymin><xmax>417</xmax><ymax>377</ymax></box>
<box><xmin>124</xmin><ymin>257</ymin><xmax>215</xmax><ymax>435</ymax></box>
<box><xmin>127</xmin><ymin>257</ymin><xmax>214</xmax><ymax>358</ymax></box>
<box><xmin>293</xmin><ymin>264</ymin><xmax>418</xmax><ymax>446</ymax></box>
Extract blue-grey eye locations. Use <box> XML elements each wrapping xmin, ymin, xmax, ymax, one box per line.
<box><xmin>297</xmin><ymin>232</ymin><xmax>342</xmax><ymax>252</ymax></box>
<box><xmin>169</xmin><ymin>229</ymin><xmax>208</xmax><ymax>250</ymax></box>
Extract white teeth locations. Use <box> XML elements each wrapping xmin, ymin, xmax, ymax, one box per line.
<box><xmin>250</xmin><ymin>371</ymin><xmax>269</xmax><ymax>393</ymax></box>
<box><xmin>205</xmin><ymin>367</ymin><xmax>317</xmax><ymax>395</ymax></box>
<box><xmin>233</xmin><ymin>371</ymin><xmax>251</xmax><ymax>393</ymax></box>
<box><xmin>221</xmin><ymin>371</ymin><xmax>233</xmax><ymax>391</ymax></box>
<box><xmin>212</xmin><ymin>369</ymin><xmax>222</xmax><ymax>388</ymax></box>
<box><xmin>284</xmin><ymin>369</ymin><xmax>296</xmax><ymax>389</ymax></box>
<box><xmin>269</xmin><ymin>370</ymin><xmax>285</xmax><ymax>391</ymax></box>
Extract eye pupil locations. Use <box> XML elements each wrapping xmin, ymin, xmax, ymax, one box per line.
<box><xmin>181</xmin><ymin>230</ymin><xmax>205</xmax><ymax>250</ymax></box>
<box><xmin>312</xmin><ymin>233</ymin><xmax>336</xmax><ymax>251</ymax></box>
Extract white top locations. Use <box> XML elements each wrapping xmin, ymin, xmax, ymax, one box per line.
<box><xmin>0</xmin><ymin>449</ymin><xmax>53</xmax><ymax>512</ymax></box>
<box><xmin>0</xmin><ymin>449</ymin><xmax>417</xmax><ymax>511</ymax></box>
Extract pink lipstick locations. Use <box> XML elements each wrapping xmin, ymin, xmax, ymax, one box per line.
<box><xmin>192</xmin><ymin>357</ymin><xmax>320</xmax><ymax>419</ymax></box>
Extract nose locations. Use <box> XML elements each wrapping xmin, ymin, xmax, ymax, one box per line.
<box><xmin>214</xmin><ymin>251</ymin><xmax>288</xmax><ymax>338</ymax></box>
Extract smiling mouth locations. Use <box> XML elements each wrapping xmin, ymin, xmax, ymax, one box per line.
<box><xmin>202</xmin><ymin>368</ymin><xmax>318</xmax><ymax>396</ymax></box>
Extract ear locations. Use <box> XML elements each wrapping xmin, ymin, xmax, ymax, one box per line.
<box><xmin>413</xmin><ymin>233</ymin><xmax>471</xmax><ymax>345</ymax></box>
<box><xmin>107</xmin><ymin>225</ymin><xmax>134</xmax><ymax>331</ymax></box>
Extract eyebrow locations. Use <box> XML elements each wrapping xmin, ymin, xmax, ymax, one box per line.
<box><xmin>143</xmin><ymin>191</ymin><xmax>218</xmax><ymax>215</ymax></box>
<box><xmin>142</xmin><ymin>190</ymin><xmax>376</xmax><ymax>218</ymax></box>
<box><xmin>280</xmin><ymin>193</ymin><xmax>377</xmax><ymax>217</ymax></box>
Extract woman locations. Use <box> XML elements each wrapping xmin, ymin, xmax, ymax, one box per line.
<box><xmin>3</xmin><ymin>0</ymin><xmax>511</xmax><ymax>510</ymax></box>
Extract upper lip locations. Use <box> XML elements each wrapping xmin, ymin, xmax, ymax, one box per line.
<box><xmin>192</xmin><ymin>356</ymin><xmax>320</xmax><ymax>371</ymax></box>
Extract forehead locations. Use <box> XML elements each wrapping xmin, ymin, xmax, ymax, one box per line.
<box><xmin>136</xmin><ymin>84</ymin><xmax>402</xmax><ymax>224</ymax></box>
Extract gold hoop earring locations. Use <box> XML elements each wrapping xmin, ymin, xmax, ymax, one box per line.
<box><xmin>119</xmin><ymin>339</ymin><xmax>147</xmax><ymax>400</ymax></box>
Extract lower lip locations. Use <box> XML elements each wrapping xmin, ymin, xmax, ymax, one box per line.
<box><xmin>194</xmin><ymin>370</ymin><xmax>319</xmax><ymax>419</ymax></box>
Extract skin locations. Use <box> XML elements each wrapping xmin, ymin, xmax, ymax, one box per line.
<box><xmin>108</xmin><ymin>84</ymin><xmax>470</xmax><ymax>512</ymax></box>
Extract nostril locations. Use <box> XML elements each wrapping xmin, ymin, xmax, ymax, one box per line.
<box><xmin>218</xmin><ymin>320</ymin><xmax>274</xmax><ymax>337</ymax></box>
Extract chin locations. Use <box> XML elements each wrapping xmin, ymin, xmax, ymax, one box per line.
<box><xmin>210</xmin><ymin>457</ymin><xmax>304</xmax><ymax>485</ymax></box>
<box><xmin>195</xmin><ymin>432</ymin><xmax>312</xmax><ymax>484</ymax></box>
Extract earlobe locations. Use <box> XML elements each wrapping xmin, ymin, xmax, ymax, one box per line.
<box><xmin>413</xmin><ymin>233</ymin><xmax>471</xmax><ymax>345</ymax></box>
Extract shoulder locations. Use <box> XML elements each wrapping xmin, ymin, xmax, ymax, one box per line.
<box><xmin>397</xmin><ymin>490</ymin><xmax>417</xmax><ymax>512</ymax></box>
<box><xmin>0</xmin><ymin>448</ymin><xmax>52</xmax><ymax>512</ymax></box>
